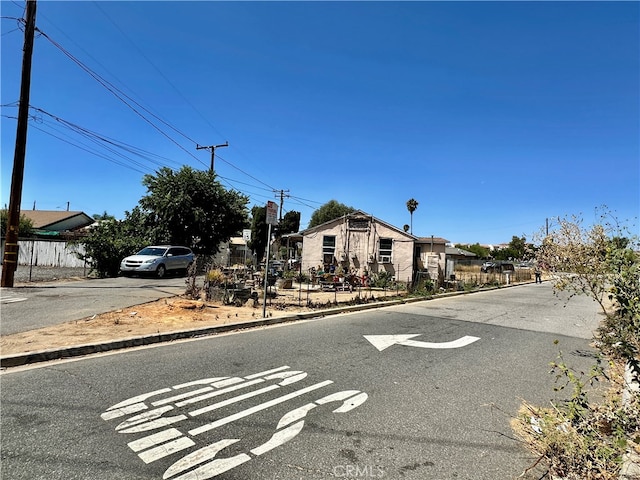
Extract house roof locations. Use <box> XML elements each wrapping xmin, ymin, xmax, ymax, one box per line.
<box><xmin>416</xmin><ymin>236</ymin><xmax>449</xmax><ymax>245</ymax></box>
<box><xmin>446</xmin><ymin>246</ymin><xmax>477</xmax><ymax>257</ymax></box>
<box><xmin>20</xmin><ymin>210</ymin><xmax>95</xmax><ymax>231</ymax></box>
<box><xmin>301</xmin><ymin>210</ymin><xmax>417</xmax><ymax>239</ymax></box>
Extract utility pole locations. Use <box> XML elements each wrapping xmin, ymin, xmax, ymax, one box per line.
<box><xmin>274</xmin><ymin>189</ymin><xmax>290</xmax><ymax>222</ymax></box>
<box><xmin>196</xmin><ymin>141</ymin><xmax>228</xmax><ymax>173</ymax></box>
<box><xmin>2</xmin><ymin>0</ymin><xmax>37</xmax><ymax>288</ymax></box>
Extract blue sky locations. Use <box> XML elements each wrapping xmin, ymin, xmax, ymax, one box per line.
<box><xmin>2</xmin><ymin>1</ymin><xmax>638</xmax><ymax>245</ymax></box>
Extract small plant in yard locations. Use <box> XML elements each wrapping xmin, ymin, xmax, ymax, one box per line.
<box><xmin>204</xmin><ymin>268</ymin><xmax>228</xmax><ymax>301</ymax></box>
<box><xmin>184</xmin><ymin>259</ymin><xmax>201</xmax><ymax>300</ymax></box>
<box><xmin>206</xmin><ymin>268</ymin><xmax>226</xmax><ymax>286</ymax></box>
<box><xmin>371</xmin><ymin>270</ymin><xmax>394</xmax><ymax>288</ymax></box>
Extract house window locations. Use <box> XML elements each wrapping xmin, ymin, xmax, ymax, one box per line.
<box><xmin>321</xmin><ymin>235</ymin><xmax>336</xmax><ymax>267</ymax></box>
<box><xmin>322</xmin><ymin>235</ymin><xmax>336</xmax><ymax>260</ymax></box>
<box><xmin>322</xmin><ymin>236</ymin><xmax>336</xmax><ymax>254</ymax></box>
<box><xmin>378</xmin><ymin>238</ymin><xmax>393</xmax><ymax>263</ymax></box>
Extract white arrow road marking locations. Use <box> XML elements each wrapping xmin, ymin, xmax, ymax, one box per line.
<box><xmin>364</xmin><ymin>334</ymin><xmax>480</xmax><ymax>351</ymax></box>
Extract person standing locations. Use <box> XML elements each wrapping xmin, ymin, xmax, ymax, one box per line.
<box><xmin>534</xmin><ymin>266</ymin><xmax>542</xmax><ymax>284</ymax></box>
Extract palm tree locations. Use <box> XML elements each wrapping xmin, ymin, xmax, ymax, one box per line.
<box><xmin>406</xmin><ymin>198</ymin><xmax>419</xmax><ymax>234</ymax></box>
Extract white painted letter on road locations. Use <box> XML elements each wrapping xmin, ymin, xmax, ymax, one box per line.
<box><xmin>101</xmin><ymin>366</ymin><xmax>367</xmax><ymax>479</ymax></box>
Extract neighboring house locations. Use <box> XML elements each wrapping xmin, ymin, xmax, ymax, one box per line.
<box><xmin>1</xmin><ymin>210</ymin><xmax>93</xmax><ymax>267</ymax></box>
<box><xmin>414</xmin><ymin>236</ymin><xmax>449</xmax><ymax>285</ymax></box>
<box><xmin>300</xmin><ymin>210</ymin><xmax>448</xmax><ymax>285</ymax></box>
<box><xmin>20</xmin><ymin>210</ymin><xmax>95</xmax><ymax>236</ymax></box>
<box><xmin>213</xmin><ymin>237</ymin><xmax>250</xmax><ymax>267</ymax></box>
<box><xmin>445</xmin><ymin>246</ymin><xmax>477</xmax><ymax>261</ymax></box>
<box><xmin>444</xmin><ymin>246</ymin><xmax>478</xmax><ymax>280</ymax></box>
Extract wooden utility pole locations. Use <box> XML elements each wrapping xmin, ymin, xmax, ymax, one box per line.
<box><xmin>196</xmin><ymin>141</ymin><xmax>228</xmax><ymax>173</ymax></box>
<box><xmin>2</xmin><ymin>0</ymin><xmax>37</xmax><ymax>288</ymax></box>
<box><xmin>274</xmin><ymin>189</ymin><xmax>290</xmax><ymax>222</ymax></box>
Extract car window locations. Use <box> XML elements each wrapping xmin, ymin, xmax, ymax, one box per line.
<box><xmin>138</xmin><ymin>247</ymin><xmax>167</xmax><ymax>256</ymax></box>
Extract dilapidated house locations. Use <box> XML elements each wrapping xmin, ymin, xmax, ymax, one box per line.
<box><xmin>300</xmin><ymin>211</ymin><xmax>448</xmax><ymax>285</ymax></box>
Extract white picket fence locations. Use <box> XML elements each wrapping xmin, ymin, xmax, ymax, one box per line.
<box><xmin>0</xmin><ymin>239</ymin><xmax>87</xmax><ymax>268</ymax></box>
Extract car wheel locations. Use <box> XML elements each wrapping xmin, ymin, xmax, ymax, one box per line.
<box><xmin>156</xmin><ymin>265</ymin><xmax>166</xmax><ymax>278</ymax></box>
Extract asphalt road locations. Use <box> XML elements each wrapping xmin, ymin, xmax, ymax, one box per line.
<box><xmin>1</xmin><ymin>283</ymin><xmax>603</xmax><ymax>479</ymax></box>
<box><xmin>0</xmin><ymin>276</ymin><xmax>188</xmax><ymax>335</ymax></box>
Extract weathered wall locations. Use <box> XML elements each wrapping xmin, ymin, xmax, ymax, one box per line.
<box><xmin>1</xmin><ymin>239</ymin><xmax>87</xmax><ymax>268</ymax></box>
<box><xmin>301</xmin><ymin>216</ymin><xmax>415</xmax><ymax>282</ymax></box>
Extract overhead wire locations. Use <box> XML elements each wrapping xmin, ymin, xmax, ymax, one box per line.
<box><xmin>29</xmin><ymin>123</ymin><xmax>151</xmax><ymax>175</ymax></box>
<box><xmin>29</xmin><ymin>105</ymin><xmax>183</xmax><ymax>170</ymax></box>
<box><xmin>6</xmin><ymin>4</ymin><xmax>325</xmax><ymax>221</ymax></box>
<box><xmin>29</xmin><ymin>115</ymin><xmax>157</xmax><ymax>174</ymax></box>
<box><xmin>36</xmin><ymin>28</ymin><xmax>209</xmax><ymax>169</ymax></box>
<box><xmin>91</xmin><ymin>1</ymin><xmax>228</xmax><ymax>144</ymax></box>
<box><xmin>88</xmin><ymin>3</ymin><xmax>295</xmax><ymax>204</ymax></box>
<box><xmin>214</xmin><ymin>154</ymin><xmax>277</xmax><ymax>192</ymax></box>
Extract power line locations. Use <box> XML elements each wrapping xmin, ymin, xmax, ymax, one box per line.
<box><xmin>88</xmin><ymin>4</ymin><xmax>288</xmax><ymax>197</ymax></box>
<box><xmin>29</xmin><ymin>123</ymin><xmax>152</xmax><ymax>175</ymax></box>
<box><xmin>30</xmin><ymin>106</ymin><xmax>181</xmax><ymax>162</ymax></box>
<box><xmin>36</xmin><ymin>28</ymin><xmax>208</xmax><ymax>169</ymax></box>
<box><xmin>215</xmin><ymin>153</ymin><xmax>277</xmax><ymax>191</ymax></box>
<box><xmin>92</xmin><ymin>1</ymin><xmax>228</xmax><ymax>144</ymax></box>
<box><xmin>31</xmin><ymin>11</ymin><xmax>319</xmax><ymax>214</ymax></box>
<box><xmin>6</xmin><ymin>8</ymin><xmax>327</xmax><ymax>223</ymax></box>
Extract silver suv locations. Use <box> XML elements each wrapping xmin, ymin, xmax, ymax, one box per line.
<box><xmin>119</xmin><ymin>245</ymin><xmax>194</xmax><ymax>278</ymax></box>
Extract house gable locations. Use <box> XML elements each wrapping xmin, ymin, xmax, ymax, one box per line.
<box><xmin>300</xmin><ymin>210</ymin><xmax>418</xmax><ymax>281</ymax></box>
<box><xmin>20</xmin><ymin>210</ymin><xmax>95</xmax><ymax>232</ymax></box>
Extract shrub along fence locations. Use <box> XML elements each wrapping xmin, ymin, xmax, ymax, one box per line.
<box><xmin>450</xmin><ymin>264</ymin><xmax>532</xmax><ymax>290</ymax></box>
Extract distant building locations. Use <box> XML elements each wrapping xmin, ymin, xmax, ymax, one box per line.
<box><xmin>20</xmin><ymin>210</ymin><xmax>94</xmax><ymax>237</ymax></box>
<box><xmin>445</xmin><ymin>246</ymin><xmax>477</xmax><ymax>261</ymax></box>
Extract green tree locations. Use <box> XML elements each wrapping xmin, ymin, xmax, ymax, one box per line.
<box><xmin>455</xmin><ymin>243</ymin><xmax>490</xmax><ymax>259</ymax></box>
<box><xmin>406</xmin><ymin>198</ymin><xmax>418</xmax><ymax>234</ymax></box>
<box><xmin>78</xmin><ymin>207</ymin><xmax>151</xmax><ymax>278</ymax></box>
<box><xmin>308</xmin><ymin>200</ymin><xmax>355</xmax><ymax>228</ymax></box>
<box><xmin>248</xmin><ymin>206</ymin><xmax>268</xmax><ymax>263</ymax></box>
<box><xmin>493</xmin><ymin>235</ymin><xmax>532</xmax><ymax>261</ymax></box>
<box><xmin>277</xmin><ymin>210</ymin><xmax>300</xmax><ymax>237</ymax></box>
<box><xmin>92</xmin><ymin>211</ymin><xmax>116</xmax><ymax>221</ymax></box>
<box><xmin>138</xmin><ymin>167</ymin><xmax>249</xmax><ymax>254</ymax></box>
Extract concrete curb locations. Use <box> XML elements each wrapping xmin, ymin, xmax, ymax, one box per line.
<box><xmin>0</xmin><ymin>298</ymin><xmax>408</xmax><ymax>368</ymax></box>
<box><xmin>0</xmin><ymin>282</ymin><xmax>531</xmax><ymax>368</ymax></box>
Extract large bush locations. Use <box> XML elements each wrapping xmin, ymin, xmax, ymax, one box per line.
<box><xmin>78</xmin><ymin>208</ymin><xmax>150</xmax><ymax>278</ymax></box>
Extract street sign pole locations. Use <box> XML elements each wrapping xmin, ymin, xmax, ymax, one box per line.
<box><xmin>262</xmin><ymin>223</ymin><xmax>272</xmax><ymax>318</ymax></box>
<box><xmin>262</xmin><ymin>201</ymin><xmax>278</xmax><ymax>318</ymax></box>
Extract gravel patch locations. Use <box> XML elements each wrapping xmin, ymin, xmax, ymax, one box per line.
<box><xmin>11</xmin><ymin>265</ymin><xmax>93</xmax><ymax>284</ymax></box>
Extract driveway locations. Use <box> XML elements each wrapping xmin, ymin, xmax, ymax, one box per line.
<box><xmin>0</xmin><ymin>275</ymin><xmax>188</xmax><ymax>335</ymax></box>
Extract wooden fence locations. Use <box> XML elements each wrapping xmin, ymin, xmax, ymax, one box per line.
<box><xmin>0</xmin><ymin>239</ymin><xmax>87</xmax><ymax>268</ymax></box>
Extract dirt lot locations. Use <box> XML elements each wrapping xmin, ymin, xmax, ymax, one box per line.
<box><xmin>0</xmin><ymin>286</ymin><xmax>405</xmax><ymax>357</ymax></box>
